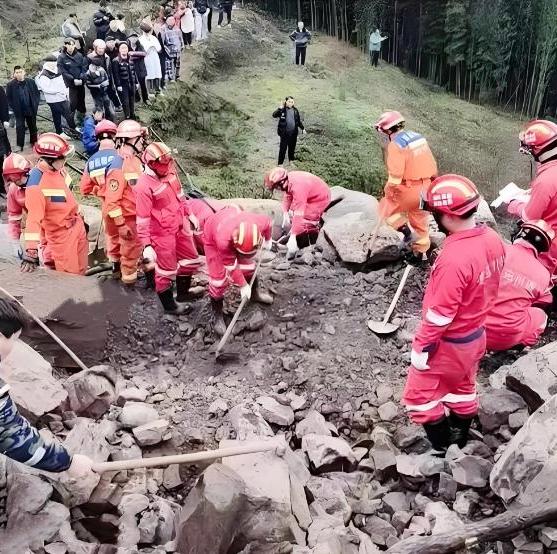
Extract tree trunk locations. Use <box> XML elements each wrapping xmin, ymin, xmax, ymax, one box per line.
<box><xmin>297</xmin><ymin>0</ymin><xmax>301</xmax><ymax>21</ymax></box>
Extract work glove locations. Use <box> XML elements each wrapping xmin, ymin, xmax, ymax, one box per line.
<box><xmin>302</xmin><ymin>129</ymin><xmax>307</xmax><ymax>135</ymax></box>
<box><xmin>411</xmin><ymin>349</ymin><xmax>430</xmax><ymax>371</ymax></box>
<box><xmin>286</xmin><ymin>234</ymin><xmax>298</xmax><ymax>260</ymax></box>
<box><xmin>142</xmin><ymin>245</ymin><xmax>156</xmax><ymax>263</ymax></box>
<box><xmin>21</xmin><ymin>249</ymin><xmax>39</xmax><ymax>273</ymax></box>
<box><xmin>3</xmin><ymin>121</ymin><xmax>9</xmax><ymax>129</ymax></box>
<box><xmin>263</xmin><ymin>238</ymin><xmax>272</xmax><ymax>251</ymax></box>
<box><xmin>118</xmin><ymin>224</ymin><xmax>134</xmax><ymax>240</ymax></box>
<box><xmin>490</xmin><ymin>182</ymin><xmax>530</xmax><ymax>208</ymax></box>
<box><xmin>117</xmin><ymin>86</ymin><xmax>123</xmax><ymax>92</ymax></box>
<box><xmin>240</xmin><ymin>284</ymin><xmax>251</xmax><ymax>301</ymax></box>
<box><xmin>73</xmin><ymin>79</ymin><xmax>83</xmax><ymax>86</ymax></box>
<box><xmin>281</xmin><ymin>211</ymin><xmax>291</xmax><ymax>229</ymax></box>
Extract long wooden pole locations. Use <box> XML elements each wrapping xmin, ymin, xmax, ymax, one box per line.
<box><xmin>92</xmin><ymin>441</ymin><xmax>282</xmax><ymax>473</ymax></box>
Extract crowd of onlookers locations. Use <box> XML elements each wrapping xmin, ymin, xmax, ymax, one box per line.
<box><xmin>0</xmin><ymin>0</ymin><xmax>235</xmax><ymax>194</ymax></box>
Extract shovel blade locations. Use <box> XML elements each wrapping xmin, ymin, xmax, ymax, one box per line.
<box><xmin>367</xmin><ymin>319</ymin><xmax>400</xmax><ymax>336</ymax></box>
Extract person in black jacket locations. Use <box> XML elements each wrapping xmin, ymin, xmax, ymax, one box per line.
<box><xmin>289</xmin><ymin>22</ymin><xmax>311</xmax><ymax>65</ymax></box>
<box><xmin>93</xmin><ymin>0</ymin><xmax>114</xmax><ymax>40</ymax></box>
<box><xmin>0</xmin><ymin>86</ymin><xmax>11</xmax><ymax>194</ymax></box>
<box><xmin>272</xmin><ymin>96</ymin><xmax>306</xmax><ymax>165</ymax></box>
<box><xmin>218</xmin><ymin>0</ymin><xmax>234</xmax><ymax>27</ymax></box>
<box><xmin>112</xmin><ymin>42</ymin><xmax>138</xmax><ymax>119</ymax></box>
<box><xmin>6</xmin><ymin>66</ymin><xmax>40</xmax><ymax>152</ymax></box>
<box><xmin>128</xmin><ymin>32</ymin><xmax>149</xmax><ymax>105</ymax></box>
<box><xmin>57</xmin><ymin>38</ymin><xmax>88</xmax><ymax>127</ymax></box>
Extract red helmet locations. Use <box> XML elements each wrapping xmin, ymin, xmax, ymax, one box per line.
<box><xmin>514</xmin><ymin>220</ymin><xmax>555</xmax><ymax>253</ymax></box>
<box><xmin>142</xmin><ymin>142</ymin><xmax>173</xmax><ymax>176</ymax></box>
<box><xmin>421</xmin><ymin>174</ymin><xmax>481</xmax><ymax>216</ymax></box>
<box><xmin>34</xmin><ymin>132</ymin><xmax>74</xmax><ymax>159</ymax></box>
<box><xmin>116</xmin><ymin>119</ymin><xmax>148</xmax><ymax>139</ymax></box>
<box><xmin>264</xmin><ymin>167</ymin><xmax>288</xmax><ymax>190</ymax></box>
<box><xmin>375</xmin><ymin>111</ymin><xmax>405</xmax><ymax>133</ymax></box>
<box><xmin>519</xmin><ymin>120</ymin><xmax>557</xmax><ymax>158</ymax></box>
<box><xmin>3</xmin><ymin>153</ymin><xmax>31</xmax><ymax>182</ymax></box>
<box><xmin>95</xmin><ymin>120</ymin><xmax>118</xmax><ymax>137</ymax></box>
<box><xmin>232</xmin><ymin>220</ymin><xmax>262</xmax><ymax>255</ymax></box>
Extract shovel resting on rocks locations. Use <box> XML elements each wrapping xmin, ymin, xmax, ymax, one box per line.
<box><xmin>367</xmin><ymin>264</ymin><xmax>412</xmax><ymax>336</ymax></box>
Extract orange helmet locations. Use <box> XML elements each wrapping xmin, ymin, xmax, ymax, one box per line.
<box><xmin>34</xmin><ymin>132</ymin><xmax>74</xmax><ymax>159</ymax></box>
<box><xmin>421</xmin><ymin>174</ymin><xmax>481</xmax><ymax>216</ymax></box>
<box><xmin>95</xmin><ymin>119</ymin><xmax>118</xmax><ymax>137</ymax></box>
<box><xmin>374</xmin><ymin>111</ymin><xmax>405</xmax><ymax>133</ymax></box>
<box><xmin>3</xmin><ymin>153</ymin><xmax>31</xmax><ymax>182</ymax></box>
<box><xmin>142</xmin><ymin>142</ymin><xmax>173</xmax><ymax>176</ymax></box>
<box><xmin>519</xmin><ymin>120</ymin><xmax>557</xmax><ymax>159</ymax></box>
<box><xmin>232</xmin><ymin>220</ymin><xmax>262</xmax><ymax>255</ymax></box>
<box><xmin>116</xmin><ymin>119</ymin><xmax>148</xmax><ymax>139</ymax></box>
<box><xmin>264</xmin><ymin>167</ymin><xmax>288</xmax><ymax>190</ymax></box>
<box><xmin>514</xmin><ymin>220</ymin><xmax>555</xmax><ymax>253</ymax></box>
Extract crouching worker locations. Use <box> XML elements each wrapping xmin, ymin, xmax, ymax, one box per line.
<box><xmin>402</xmin><ymin>175</ymin><xmax>505</xmax><ymax>453</ymax></box>
<box><xmin>204</xmin><ymin>206</ymin><xmax>274</xmax><ymax>336</ymax></box>
<box><xmin>135</xmin><ymin>143</ymin><xmax>202</xmax><ymax>315</ymax></box>
<box><xmin>0</xmin><ymin>297</ymin><xmax>95</xmax><ymax>482</ymax></box>
<box><xmin>264</xmin><ymin>167</ymin><xmax>331</xmax><ymax>260</ymax></box>
<box><xmin>486</xmin><ymin>220</ymin><xmax>553</xmax><ymax>351</ymax></box>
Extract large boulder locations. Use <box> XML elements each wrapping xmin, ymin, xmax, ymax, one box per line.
<box><xmin>478</xmin><ymin>388</ymin><xmax>526</xmax><ymax>432</ymax></box>
<box><xmin>491</xmin><ymin>394</ymin><xmax>557</xmax><ymax>507</ymax></box>
<box><xmin>322</xmin><ymin>186</ymin><xmax>379</xmax><ymax>222</ymax></box>
<box><xmin>476</xmin><ymin>199</ymin><xmax>498</xmax><ymax>229</ymax></box>
<box><xmin>80</xmin><ymin>203</ymin><xmax>106</xmax><ymax>257</ymax></box>
<box><xmin>302</xmin><ymin>434</ymin><xmax>358</xmax><ymax>473</ymax></box>
<box><xmin>226</xmin><ymin>403</ymin><xmax>275</xmax><ymax>440</ymax></box>
<box><xmin>0</xmin><ymin>340</ymin><xmax>67</xmax><ymax>422</ymax></box>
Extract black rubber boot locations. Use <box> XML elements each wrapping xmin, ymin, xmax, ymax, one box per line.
<box><xmin>176</xmin><ymin>276</ymin><xmax>192</xmax><ymax>303</ymax></box>
<box><xmin>211</xmin><ymin>298</ymin><xmax>227</xmax><ymax>336</ymax></box>
<box><xmin>158</xmin><ymin>287</ymin><xmax>188</xmax><ymax>315</ymax></box>
<box><xmin>449</xmin><ymin>413</ymin><xmax>474</xmax><ymax>448</ymax></box>
<box><xmin>112</xmin><ymin>261</ymin><xmax>121</xmax><ymax>280</ymax></box>
<box><xmin>251</xmin><ymin>277</ymin><xmax>274</xmax><ymax>305</ymax></box>
<box><xmin>423</xmin><ymin>418</ymin><xmax>452</xmax><ymax>455</ymax></box>
<box><xmin>144</xmin><ymin>269</ymin><xmax>156</xmax><ymax>290</ymax></box>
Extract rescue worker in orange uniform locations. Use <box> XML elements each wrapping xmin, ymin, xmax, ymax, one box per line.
<box><xmin>22</xmin><ymin>133</ymin><xmax>88</xmax><ymax>275</ymax></box>
<box><xmin>374</xmin><ymin>111</ymin><xmax>438</xmax><ymax>263</ymax></box>
<box><xmin>486</xmin><ymin>220</ymin><xmax>553</xmax><ymax>351</ymax></box>
<box><xmin>402</xmin><ymin>175</ymin><xmax>505</xmax><ymax>453</ymax></box>
<box><xmin>204</xmin><ymin>206</ymin><xmax>274</xmax><ymax>335</ymax></box>
<box><xmin>135</xmin><ymin>143</ymin><xmax>202</xmax><ymax>315</ymax></box>
<box><xmin>500</xmin><ymin>120</ymin><xmax>557</xmax><ymax>275</ymax></box>
<box><xmin>3</xmin><ymin>153</ymin><xmax>54</xmax><ymax>267</ymax></box>
<box><xmin>264</xmin><ymin>167</ymin><xmax>331</xmax><ymax>259</ymax></box>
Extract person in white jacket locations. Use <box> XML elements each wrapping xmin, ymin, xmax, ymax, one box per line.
<box><xmin>139</xmin><ymin>21</ymin><xmax>163</xmax><ymax>95</ymax></box>
<box><xmin>36</xmin><ymin>61</ymin><xmax>76</xmax><ymax>138</ymax></box>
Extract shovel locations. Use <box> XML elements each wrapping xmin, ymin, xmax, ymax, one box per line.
<box><xmin>367</xmin><ymin>264</ymin><xmax>412</xmax><ymax>335</ymax></box>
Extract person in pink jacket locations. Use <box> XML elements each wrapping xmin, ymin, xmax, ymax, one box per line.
<box><xmin>203</xmin><ymin>206</ymin><xmax>274</xmax><ymax>335</ymax></box>
<box><xmin>402</xmin><ymin>175</ymin><xmax>505</xmax><ymax>453</ymax></box>
<box><xmin>485</xmin><ymin>220</ymin><xmax>553</xmax><ymax>351</ymax></box>
<box><xmin>264</xmin><ymin>167</ymin><xmax>331</xmax><ymax>259</ymax></box>
<box><xmin>135</xmin><ymin>142</ymin><xmax>202</xmax><ymax>315</ymax></box>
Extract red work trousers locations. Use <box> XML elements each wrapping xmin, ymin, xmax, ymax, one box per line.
<box><xmin>104</xmin><ymin>215</ymin><xmax>141</xmax><ymax>284</ymax></box>
<box><xmin>486</xmin><ymin>307</ymin><xmax>548</xmax><ymax>351</ymax></box>
<box><xmin>152</xmin><ymin>226</ymin><xmax>201</xmax><ymax>293</ymax></box>
<box><xmin>47</xmin><ymin>218</ymin><xmax>88</xmax><ymax>275</ymax></box>
<box><xmin>402</xmin><ymin>332</ymin><xmax>486</xmax><ymax>424</ymax></box>
<box><xmin>380</xmin><ymin>180</ymin><xmax>430</xmax><ymax>254</ymax></box>
<box><xmin>207</xmin><ymin>252</ymin><xmax>256</xmax><ymax>300</ymax></box>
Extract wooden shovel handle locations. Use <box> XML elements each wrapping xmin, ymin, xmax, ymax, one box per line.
<box><xmin>383</xmin><ymin>265</ymin><xmax>412</xmax><ymax>324</ymax></box>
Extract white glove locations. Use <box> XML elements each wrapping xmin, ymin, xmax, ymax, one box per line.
<box><xmin>411</xmin><ymin>349</ymin><xmax>430</xmax><ymax>371</ymax></box>
<box><xmin>143</xmin><ymin>245</ymin><xmax>156</xmax><ymax>263</ymax></box>
<box><xmin>3</xmin><ymin>121</ymin><xmax>9</xmax><ymax>129</ymax></box>
<box><xmin>240</xmin><ymin>284</ymin><xmax>251</xmax><ymax>301</ymax></box>
<box><xmin>73</xmin><ymin>79</ymin><xmax>82</xmax><ymax>86</ymax></box>
<box><xmin>491</xmin><ymin>182</ymin><xmax>529</xmax><ymax>208</ymax></box>
<box><xmin>286</xmin><ymin>234</ymin><xmax>298</xmax><ymax>258</ymax></box>
<box><xmin>281</xmin><ymin>211</ymin><xmax>291</xmax><ymax>229</ymax></box>
<box><xmin>263</xmin><ymin>238</ymin><xmax>272</xmax><ymax>251</ymax></box>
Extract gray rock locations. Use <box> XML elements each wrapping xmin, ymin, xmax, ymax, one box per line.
<box><xmin>453</xmin><ymin>490</ymin><xmax>480</xmax><ymax>517</ymax></box>
<box><xmin>508</xmin><ymin>410</ymin><xmax>529</xmax><ymax>432</ymax></box>
<box><xmin>391</xmin><ymin>511</ymin><xmax>413</xmax><ymax>535</ymax></box>
<box><xmin>118</xmin><ymin>493</ymin><xmax>150</xmax><ymax>516</ymax></box>
<box><xmin>306</xmin><ymin>476</ymin><xmax>352</xmax><ymax>524</ymax></box>
<box><xmin>208</xmin><ymin>399</ymin><xmax>229</xmax><ymax>415</ymax></box>
<box><xmin>407</xmin><ymin>515</ymin><xmax>431</xmax><ymax>536</ymax></box>
<box><xmin>323</xmin><ymin>186</ymin><xmax>379</xmax><ymax>222</ymax></box>
<box><xmin>132</xmin><ymin>419</ymin><xmax>171</xmax><ymax>446</ymax></box>
<box><xmin>64</xmin><ymin>365</ymin><xmax>117</xmax><ymax>418</ymax></box>
<box><xmin>117</xmin><ymin>387</ymin><xmax>149</xmax><ymax>406</ymax></box>
<box><xmin>539</xmin><ymin>527</ymin><xmax>557</xmax><ymax>548</ymax></box>
<box><xmin>295</xmin><ymin>410</ymin><xmax>337</xmax><ymax>439</ymax></box>
<box><xmin>375</xmin><ymin>384</ymin><xmax>394</xmax><ymax>404</ymax></box>
<box><xmin>163</xmin><ymin>464</ymin><xmax>183</xmax><ymax>490</ymax></box>
<box><xmin>302</xmin><ymin>433</ymin><xmax>357</xmax><ymax>472</ymax></box>
<box><xmin>287</xmin><ymin>392</ymin><xmax>307</xmax><ymax>411</ymax></box>
<box><xmin>437</xmin><ymin>472</ymin><xmax>458</xmax><ymax>502</ymax></box>
<box><xmin>363</xmin><ymin>515</ymin><xmax>398</xmax><ymax>546</ymax></box>
<box><xmin>368</xmin><ymin>428</ymin><xmax>400</xmax><ymax>481</ymax></box>
<box><xmin>154</xmin><ymin>497</ymin><xmax>179</xmax><ymax>544</ymax></box>
<box><xmin>424</xmin><ymin>501</ymin><xmax>464</xmax><ymax>535</ymax></box>
<box><xmin>478</xmin><ymin>389</ymin><xmax>526</xmax><ymax>432</ymax></box>
<box><xmin>138</xmin><ymin>510</ymin><xmax>159</xmax><ymax>544</ymax></box>
<box><xmin>227</xmin><ymin>404</ymin><xmax>275</xmax><ymax>440</ymax></box>
<box><xmin>396</xmin><ymin>453</ymin><xmax>445</xmax><ymax>478</ymax></box>
<box><xmin>378</xmin><ymin>401</ymin><xmax>398</xmax><ymax>422</ymax></box>
<box><xmin>256</xmin><ymin>396</ymin><xmax>295</xmax><ymax>426</ymax></box>
<box><xmin>120</xmin><ymin>402</ymin><xmax>160</xmax><ymax>428</ymax></box>
<box><xmin>515</xmin><ymin>542</ymin><xmax>544</xmax><ymax>554</ymax></box>
<box><xmin>449</xmin><ymin>455</ymin><xmax>493</xmax><ymax>488</ymax></box>
<box><xmin>382</xmin><ymin>492</ymin><xmax>410</xmax><ymax>515</ymax></box>
<box><xmin>248</xmin><ymin>310</ymin><xmax>267</xmax><ymax>331</ymax></box>
<box><xmin>476</xmin><ymin>199</ymin><xmax>498</xmax><ymax>229</ymax></box>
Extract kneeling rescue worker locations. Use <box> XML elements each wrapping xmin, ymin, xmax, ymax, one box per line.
<box><xmin>135</xmin><ymin>142</ymin><xmax>202</xmax><ymax>315</ymax></box>
<box><xmin>204</xmin><ymin>206</ymin><xmax>274</xmax><ymax>336</ymax></box>
<box><xmin>374</xmin><ymin>111</ymin><xmax>438</xmax><ymax>263</ymax></box>
<box><xmin>402</xmin><ymin>175</ymin><xmax>505</xmax><ymax>453</ymax></box>
<box><xmin>485</xmin><ymin>220</ymin><xmax>553</xmax><ymax>351</ymax></box>
<box><xmin>22</xmin><ymin>133</ymin><xmax>88</xmax><ymax>275</ymax></box>
<box><xmin>264</xmin><ymin>167</ymin><xmax>331</xmax><ymax>259</ymax></box>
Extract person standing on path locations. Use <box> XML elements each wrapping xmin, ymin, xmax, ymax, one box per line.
<box><xmin>0</xmin><ymin>86</ymin><xmax>11</xmax><ymax>195</ymax></box>
<box><xmin>272</xmin><ymin>96</ymin><xmax>306</xmax><ymax>166</ymax></box>
<box><xmin>6</xmin><ymin>66</ymin><xmax>40</xmax><ymax>153</ymax></box>
<box><xmin>161</xmin><ymin>16</ymin><xmax>184</xmax><ymax>82</ymax></box>
<box><xmin>369</xmin><ymin>28</ymin><xmax>388</xmax><ymax>67</ymax></box>
<box><xmin>112</xmin><ymin>42</ymin><xmax>138</xmax><ymax>119</ymax></box>
<box><xmin>218</xmin><ymin>0</ymin><xmax>234</xmax><ymax>27</ymax></box>
<box><xmin>128</xmin><ymin>32</ymin><xmax>149</xmax><ymax>105</ymax></box>
<box><xmin>93</xmin><ymin>0</ymin><xmax>114</xmax><ymax>40</ymax></box>
<box><xmin>194</xmin><ymin>0</ymin><xmax>210</xmax><ymax>41</ymax></box>
<box><xmin>289</xmin><ymin>22</ymin><xmax>311</xmax><ymax>66</ymax></box>
<box><xmin>179</xmin><ymin>1</ymin><xmax>195</xmax><ymax>47</ymax></box>
<box><xmin>89</xmin><ymin>39</ymin><xmax>123</xmax><ymax>112</ymax></box>
<box><xmin>62</xmin><ymin>13</ymin><xmax>86</xmax><ymax>52</ymax></box>
<box><xmin>57</xmin><ymin>38</ymin><xmax>88</xmax><ymax>128</ymax></box>
<box><xmin>139</xmin><ymin>21</ymin><xmax>163</xmax><ymax>95</ymax></box>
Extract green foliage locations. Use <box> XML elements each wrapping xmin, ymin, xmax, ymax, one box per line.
<box><xmin>444</xmin><ymin>0</ymin><xmax>468</xmax><ymax>66</ymax></box>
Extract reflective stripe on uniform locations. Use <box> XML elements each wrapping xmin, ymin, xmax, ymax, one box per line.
<box><xmin>425</xmin><ymin>308</ymin><xmax>453</xmax><ymax>327</ymax></box>
<box><xmin>405</xmin><ymin>392</ymin><xmax>477</xmax><ymax>413</ymax></box>
<box><xmin>122</xmin><ymin>272</ymin><xmax>138</xmax><ymax>284</ymax></box>
<box><xmin>224</xmin><ymin>260</ymin><xmax>238</xmax><ymax>271</ymax></box>
<box><xmin>124</xmin><ymin>173</ymin><xmax>139</xmax><ymax>181</ymax></box>
<box><xmin>178</xmin><ymin>258</ymin><xmax>201</xmax><ymax>267</ymax></box>
<box><xmin>407</xmin><ymin>138</ymin><xmax>428</xmax><ymax>150</ymax></box>
<box><xmin>238</xmin><ymin>263</ymin><xmax>256</xmax><ymax>271</ymax></box>
<box><xmin>8</xmin><ymin>215</ymin><xmax>23</xmax><ymax>221</ymax></box>
<box><xmin>42</xmin><ymin>188</ymin><xmax>67</xmax><ymax>198</ymax></box>
<box><xmin>153</xmin><ymin>184</ymin><xmax>168</xmax><ymax>196</ymax></box>
<box><xmin>108</xmin><ymin>208</ymin><xmax>123</xmax><ymax>219</ymax></box>
<box><xmin>388</xmin><ymin>175</ymin><xmax>403</xmax><ymax>185</ymax></box>
<box><xmin>137</xmin><ymin>216</ymin><xmax>150</xmax><ymax>225</ymax></box>
<box><xmin>24</xmin><ymin>232</ymin><xmax>40</xmax><ymax>241</ymax></box>
<box><xmin>0</xmin><ymin>384</ymin><xmax>10</xmax><ymax>397</ymax></box>
<box><xmin>155</xmin><ymin>264</ymin><xmax>177</xmax><ymax>277</ymax></box>
<box><xmin>24</xmin><ymin>446</ymin><xmax>46</xmax><ymax>467</ymax></box>
<box><xmin>209</xmin><ymin>276</ymin><xmax>228</xmax><ymax>287</ymax></box>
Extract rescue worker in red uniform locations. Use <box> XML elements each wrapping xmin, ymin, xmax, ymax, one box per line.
<box><xmin>503</xmin><ymin>120</ymin><xmax>557</xmax><ymax>274</ymax></box>
<box><xmin>204</xmin><ymin>206</ymin><xmax>274</xmax><ymax>335</ymax></box>
<box><xmin>22</xmin><ymin>133</ymin><xmax>88</xmax><ymax>275</ymax></box>
<box><xmin>486</xmin><ymin>220</ymin><xmax>553</xmax><ymax>351</ymax></box>
<box><xmin>374</xmin><ymin>111</ymin><xmax>438</xmax><ymax>263</ymax></box>
<box><xmin>402</xmin><ymin>175</ymin><xmax>505</xmax><ymax>452</ymax></box>
<box><xmin>3</xmin><ymin>153</ymin><xmax>53</xmax><ymax>267</ymax></box>
<box><xmin>135</xmin><ymin>142</ymin><xmax>202</xmax><ymax>314</ymax></box>
<box><xmin>183</xmin><ymin>197</ymin><xmax>222</xmax><ymax>253</ymax></box>
<box><xmin>264</xmin><ymin>167</ymin><xmax>331</xmax><ymax>259</ymax></box>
